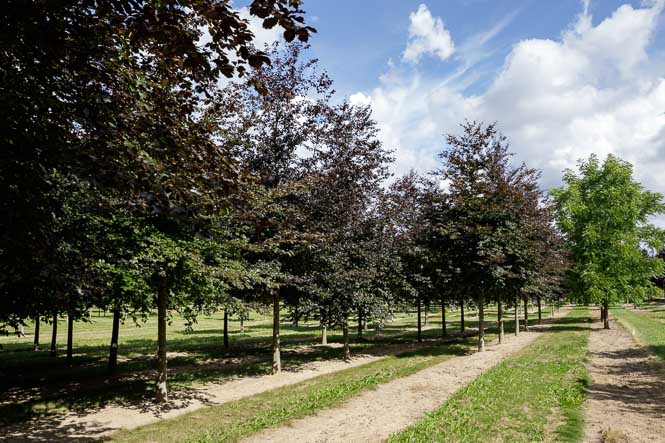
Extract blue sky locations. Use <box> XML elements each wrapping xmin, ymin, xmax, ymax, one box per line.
<box><xmin>239</xmin><ymin>0</ymin><xmax>665</xmax><ymax>223</ymax></box>
<box><xmin>303</xmin><ymin>0</ymin><xmax>665</xmax><ymax>97</ymax></box>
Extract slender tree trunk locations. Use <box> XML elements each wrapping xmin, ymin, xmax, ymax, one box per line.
<box><xmin>357</xmin><ymin>309</ymin><xmax>363</xmax><ymax>339</ymax></box>
<box><xmin>460</xmin><ymin>301</ymin><xmax>465</xmax><ymax>332</ymax></box>
<box><xmin>223</xmin><ymin>310</ymin><xmax>229</xmax><ymax>349</ymax></box>
<box><xmin>424</xmin><ymin>305</ymin><xmax>429</xmax><ymax>327</ymax></box>
<box><xmin>551</xmin><ymin>303</ymin><xmax>554</xmax><ymax>319</ymax></box>
<box><xmin>417</xmin><ymin>296</ymin><xmax>422</xmax><ymax>343</ymax></box>
<box><xmin>514</xmin><ymin>295</ymin><xmax>520</xmax><ymax>336</ymax></box>
<box><xmin>603</xmin><ymin>300</ymin><xmax>610</xmax><ymax>329</ymax></box>
<box><xmin>240</xmin><ymin>316</ymin><xmax>245</xmax><ymax>334</ymax></box>
<box><xmin>271</xmin><ymin>290</ymin><xmax>281</xmax><ymax>374</ymax></box>
<box><xmin>321</xmin><ymin>324</ymin><xmax>328</xmax><ymax>345</ymax></box>
<box><xmin>342</xmin><ymin>321</ymin><xmax>351</xmax><ymax>362</ymax></box>
<box><xmin>478</xmin><ymin>295</ymin><xmax>485</xmax><ymax>351</ymax></box>
<box><xmin>600</xmin><ymin>304</ymin><xmax>605</xmax><ymax>324</ymax></box>
<box><xmin>441</xmin><ymin>298</ymin><xmax>447</xmax><ymax>337</ymax></box>
<box><xmin>156</xmin><ymin>281</ymin><xmax>168</xmax><ymax>402</ymax></box>
<box><xmin>50</xmin><ymin>314</ymin><xmax>58</xmax><ymax>356</ymax></box>
<box><xmin>33</xmin><ymin>317</ymin><xmax>40</xmax><ymax>351</ymax></box>
<box><xmin>523</xmin><ymin>296</ymin><xmax>529</xmax><ymax>332</ymax></box>
<box><xmin>109</xmin><ymin>309</ymin><xmax>120</xmax><ymax>373</ymax></box>
<box><xmin>66</xmin><ymin>313</ymin><xmax>74</xmax><ymax>367</ymax></box>
<box><xmin>364</xmin><ymin>320</ymin><xmax>368</xmax><ymax>332</ymax></box>
<box><xmin>498</xmin><ymin>301</ymin><xmax>504</xmax><ymax>344</ymax></box>
<box><xmin>537</xmin><ymin>296</ymin><xmax>542</xmax><ymax>325</ymax></box>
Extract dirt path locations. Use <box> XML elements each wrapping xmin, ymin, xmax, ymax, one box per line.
<box><xmin>243</xmin><ymin>310</ymin><xmax>570</xmax><ymax>443</ymax></box>
<box><xmin>583</xmin><ymin>311</ymin><xmax>665</xmax><ymax>442</ymax></box>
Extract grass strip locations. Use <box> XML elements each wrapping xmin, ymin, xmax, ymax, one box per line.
<box><xmin>389</xmin><ymin>307</ymin><xmax>591</xmax><ymax>443</ymax></box>
<box><xmin>611</xmin><ymin>307</ymin><xmax>665</xmax><ymax>363</ymax></box>
<box><xmin>111</xmin><ymin>339</ymin><xmax>477</xmax><ymax>443</ymax></box>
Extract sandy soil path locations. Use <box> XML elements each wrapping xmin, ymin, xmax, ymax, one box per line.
<box><xmin>243</xmin><ymin>310</ymin><xmax>570</xmax><ymax>443</ymax></box>
<box><xmin>583</xmin><ymin>311</ymin><xmax>665</xmax><ymax>442</ymax></box>
<box><xmin>3</xmin><ymin>350</ymin><xmax>388</xmax><ymax>442</ymax></box>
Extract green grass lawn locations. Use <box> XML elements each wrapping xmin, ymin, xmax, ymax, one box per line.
<box><xmin>389</xmin><ymin>307</ymin><xmax>590</xmax><ymax>443</ymax></box>
<box><xmin>110</xmin><ymin>310</ymin><xmax>554</xmax><ymax>443</ymax></box>
<box><xmin>611</xmin><ymin>306</ymin><xmax>665</xmax><ymax>363</ymax></box>
<box><xmin>0</xmin><ymin>303</ymin><xmax>556</xmax><ymax>431</ymax></box>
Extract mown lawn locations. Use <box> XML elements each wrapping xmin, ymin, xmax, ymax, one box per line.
<box><xmin>390</xmin><ymin>307</ymin><xmax>590</xmax><ymax>443</ymax></box>
<box><xmin>612</xmin><ymin>306</ymin><xmax>665</xmax><ymax>363</ymax></box>
<box><xmin>0</xmin><ymin>303</ymin><xmax>556</xmax><ymax>431</ymax></box>
<box><xmin>110</xmin><ymin>311</ymin><xmax>555</xmax><ymax>443</ymax></box>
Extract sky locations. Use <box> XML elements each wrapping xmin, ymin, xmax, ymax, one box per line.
<box><xmin>239</xmin><ymin>0</ymin><xmax>665</xmax><ymax>214</ymax></box>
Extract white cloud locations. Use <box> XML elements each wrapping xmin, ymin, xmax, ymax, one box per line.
<box><xmin>403</xmin><ymin>4</ymin><xmax>455</xmax><ymax>63</ymax></box>
<box><xmin>238</xmin><ymin>6</ymin><xmax>283</xmax><ymax>50</ymax></box>
<box><xmin>359</xmin><ymin>0</ymin><xmax>665</xmax><ymax>215</ymax></box>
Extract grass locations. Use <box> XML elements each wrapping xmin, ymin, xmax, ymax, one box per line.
<box><xmin>389</xmin><ymin>307</ymin><xmax>591</xmax><ymax>443</ymax></box>
<box><xmin>111</xmin><ymin>310</ymin><xmax>553</xmax><ymax>443</ymax></box>
<box><xmin>0</xmin><ymin>303</ymin><xmax>556</xmax><ymax>432</ymax></box>
<box><xmin>110</xmin><ymin>340</ymin><xmax>474</xmax><ymax>443</ymax></box>
<box><xmin>611</xmin><ymin>305</ymin><xmax>665</xmax><ymax>363</ymax></box>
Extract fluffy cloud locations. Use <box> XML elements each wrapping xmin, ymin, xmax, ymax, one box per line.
<box><xmin>359</xmin><ymin>1</ymin><xmax>665</xmax><ymax>212</ymax></box>
<box><xmin>403</xmin><ymin>4</ymin><xmax>455</xmax><ymax>63</ymax></box>
<box><xmin>238</xmin><ymin>6</ymin><xmax>283</xmax><ymax>49</ymax></box>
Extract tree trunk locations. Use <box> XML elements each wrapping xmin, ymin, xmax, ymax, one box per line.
<box><xmin>271</xmin><ymin>290</ymin><xmax>281</xmax><ymax>374</ymax></box>
<box><xmin>321</xmin><ymin>324</ymin><xmax>328</xmax><ymax>345</ymax></box>
<box><xmin>417</xmin><ymin>296</ymin><xmax>422</xmax><ymax>343</ymax></box>
<box><xmin>223</xmin><ymin>309</ymin><xmax>229</xmax><ymax>349</ymax></box>
<box><xmin>514</xmin><ymin>295</ymin><xmax>520</xmax><ymax>336</ymax></box>
<box><xmin>460</xmin><ymin>301</ymin><xmax>465</xmax><ymax>332</ymax></box>
<box><xmin>441</xmin><ymin>298</ymin><xmax>447</xmax><ymax>337</ymax></box>
<box><xmin>478</xmin><ymin>295</ymin><xmax>485</xmax><ymax>352</ymax></box>
<box><xmin>33</xmin><ymin>317</ymin><xmax>40</xmax><ymax>351</ymax></box>
<box><xmin>537</xmin><ymin>296</ymin><xmax>542</xmax><ymax>325</ymax></box>
<box><xmin>66</xmin><ymin>313</ymin><xmax>74</xmax><ymax>367</ymax></box>
<box><xmin>109</xmin><ymin>309</ymin><xmax>120</xmax><ymax>373</ymax></box>
<box><xmin>342</xmin><ymin>322</ymin><xmax>351</xmax><ymax>362</ymax></box>
<box><xmin>603</xmin><ymin>301</ymin><xmax>610</xmax><ymax>329</ymax></box>
<box><xmin>240</xmin><ymin>316</ymin><xmax>245</xmax><ymax>334</ymax></box>
<box><xmin>50</xmin><ymin>314</ymin><xmax>58</xmax><ymax>356</ymax></box>
<box><xmin>156</xmin><ymin>281</ymin><xmax>168</xmax><ymax>403</ymax></box>
<box><xmin>424</xmin><ymin>305</ymin><xmax>429</xmax><ymax>327</ymax></box>
<box><xmin>357</xmin><ymin>309</ymin><xmax>363</xmax><ymax>339</ymax></box>
<box><xmin>600</xmin><ymin>304</ymin><xmax>605</xmax><ymax>324</ymax></box>
<box><xmin>551</xmin><ymin>303</ymin><xmax>554</xmax><ymax>319</ymax></box>
<box><xmin>498</xmin><ymin>301</ymin><xmax>504</xmax><ymax>344</ymax></box>
<box><xmin>523</xmin><ymin>296</ymin><xmax>529</xmax><ymax>332</ymax></box>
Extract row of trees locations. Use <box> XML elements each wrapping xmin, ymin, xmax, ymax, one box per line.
<box><xmin>3</xmin><ymin>1</ymin><xmax>570</xmax><ymax>402</ymax></box>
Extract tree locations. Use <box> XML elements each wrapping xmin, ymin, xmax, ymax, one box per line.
<box><xmin>551</xmin><ymin>154</ymin><xmax>665</xmax><ymax>328</ymax></box>
<box><xmin>430</xmin><ymin>121</ymin><xmax>552</xmax><ymax>350</ymax></box>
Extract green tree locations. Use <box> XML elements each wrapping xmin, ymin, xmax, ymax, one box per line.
<box><xmin>551</xmin><ymin>154</ymin><xmax>665</xmax><ymax>328</ymax></box>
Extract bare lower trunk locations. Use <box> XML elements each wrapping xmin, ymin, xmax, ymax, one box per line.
<box><xmin>109</xmin><ymin>309</ymin><xmax>120</xmax><ymax>373</ymax></box>
<box><xmin>50</xmin><ymin>314</ymin><xmax>58</xmax><ymax>356</ymax></box>
<box><xmin>523</xmin><ymin>296</ymin><xmax>529</xmax><ymax>332</ymax></box>
<box><xmin>551</xmin><ymin>303</ymin><xmax>554</xmax><ymax>319</ymax></box>
<box><xmin>603</xmin><ymin>301</ymin><xmax>610</xmax><ymax>329</ymax></box>
<box><xmin>460</xmin><ymin>301</ymin><xmax>465</xmax><ymax>332</ymax></box>
<box><xmin>66</xmin><ymin>313</ymin><xmax>73</xmax><ymax>367</ymax></box>
<box><xmin>321</xmin><ymin>324</ymin><xmax>328</xmax><ymax>345</ymax></box>
<box><xmin>417</xmin><ymin>296</ymin><xmax>422</xmax><ymax>343</ymax></box>
<box><xmin>272</xmin><ymin>290</ymin><xmax>281</xmax><ymax>374</ymax></box>
<box><xmin>498</xmin><ymin>301</ymin><xmax>504</xmax><ymax>344</ymax></box>
<box><xmin>600</xmin><ymin>305</ymin><xmax>606</xmax><ymax>324</ymax></box>
<box><xmin>33</xmin><ymin>317</ymin><xmax>40</xmax><ymax>351</ymax></box>
<box><xmin>478</xmin><ymin>296</ymin><xmax>485</xmax><ymax>352</ymax></box>
<box><xmin>441</xmin><ymin>299</ymin><xmax>447</xmax><ymax>337</ymax></box>
<box><xmin>156</xmin><ymin>281</ymin><xmax>168</xmax><ymax>402</ymax></box>
<box><xmin>514</xmin><ymin>296</ymin><xmax>520</xmax><ymax>336</ymax></box>
<box><xmin>223</xmin><ymin>310</ymin><xmax>229</xmax><ymax>349</ymax></box>
<box><xmin>357</xmin><ymin>310</ymin><xmax>363</xmax><ymax>339</ymax></box>
<box><xmin>537</xmin><ymin>296</ymin><xmax>542</xmax><ymax>325</ymax></box>
<box><xmin>342</xmin><ymin>322</ymin><xmax>351</xmax><ymax>362</ymax></box>
<box><xmin>240</xmin><ymin>316</ymin><xmax>245</xmax><ymax>333</ymax></box>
